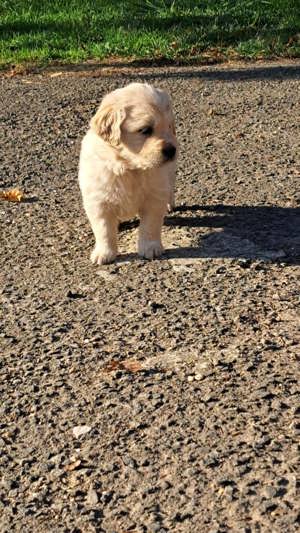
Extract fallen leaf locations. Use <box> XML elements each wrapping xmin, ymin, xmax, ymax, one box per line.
<box><xmin>104</xmin><ymin>360</ymin><xmax>121</xmax><ymax>372</ymax></box>
<box><xmin>103</xmin><ymin>359</ymin><xmax>143</xmax><ymax>373</ymax></box>
<box><xmin>50</xmin><ymin>71</ymin><xmax>63</xmax><ymax>78</ymax></box>
<box><xmin>0</xmin><ymin>189</ymin><xmax>24</xmax><ymax>202</ymax></box>
<box><xmin>5</xmin><ymin>65</ymin><xmax>29</xmax><ymax>77</ymax></box>
<box><xmin>122</xmin><ymin>360</ymin><xmax>143</xmax><ymax>372</ymax></box>
<box><xmin>64</xmin><ymin>459</ymin><xmax>81</xmax><ymax>471</ymax></box>
<box><xmin>72</xmin><ymin>425</ymin><xmax>92</xmax><ymax>438</ymax></box>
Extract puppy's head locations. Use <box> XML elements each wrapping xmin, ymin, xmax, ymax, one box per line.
<box><xmin>90</xmin><ymin>83</ymin><xmax>177</xmax><ymax>169</ymax></box>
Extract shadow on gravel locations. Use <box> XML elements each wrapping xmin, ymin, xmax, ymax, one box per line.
<box><xmin>164</xmin><ymin>204</ymin><xmax>300</xmax><ymax>265</ymax></box>
<box><xmin>136</xmin><ymin>64</ymin><xmax>300</xmax><ymax>82</ymax></box>
<box><xmin>60</xmin><ymin>62</ymin><xmax>300</xmax><ymax>82</ymax></box>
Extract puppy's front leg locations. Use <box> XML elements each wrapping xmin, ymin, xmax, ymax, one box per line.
<box><xmin>167</xmin><ymin>164</ymin><xmax>176</xmax><ymax>212</ymax></box>
<box><xmin>138</xmin><ymin>205</ymin><xmax>165</xmax><ymax>260</ymax></box>
<box><xmin>84</xmin><ymin>203</ymin><xmax>118</xmax><ymax>265</ymax></box>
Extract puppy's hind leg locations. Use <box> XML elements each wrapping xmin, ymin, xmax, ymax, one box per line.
<box><xmin>84</xmin><ymin>203</ymin><xmax>118</xmax><ymax>265</ymax></box>
<box><xmin>138</xmin><ymin>204</ymin><xmax>165</xmax><ymax>260</ymax></box>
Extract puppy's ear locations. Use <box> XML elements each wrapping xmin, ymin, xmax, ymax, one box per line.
<box><xmin>90</xmin><ymin>105</ymin><xmax>125</xmax><ymax>145</ymax></box>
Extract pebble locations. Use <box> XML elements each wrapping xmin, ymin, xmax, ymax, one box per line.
<box><xmin>122</xmin><ymin>456</ymin><xmax>137</xmax><ymax>469</ymax></box>
<box><xmin>160</xmin><ymin>480</ymin><xmax>172</xmax><ymax>490</ymax></box>
<box><xmin>72</xmin><ymin>425</ymin><xmax>92</xmax><ymax>438</ymax></box>
<box><xmin>203</xmin><ymin>453</ymin><xmax>219</xmax><ymax>467</ymax></box>
<box><xmin>86</xmin><ymin>487</ymin><xmax>98</xmax><ymax>506</ymax></box>
<box><xmin>262</xmin><ymin>486</ymin><xmax>277</xmax><ymax>499</ymax></box>
<box><xmin>261</xmin><ymin>501</ymin><xmax>278</xmax><ymax>514</ymax></box>
<box><xmin>148</xmin><ymin>522</ymin><xmax>162</xmax><ymax>533</ymax></box>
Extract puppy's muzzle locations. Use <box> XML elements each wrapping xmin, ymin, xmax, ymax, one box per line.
<box><xmin>162</xmin><ymin>143</ymin><xmax>176</xmax><ymax>162</ymax></box>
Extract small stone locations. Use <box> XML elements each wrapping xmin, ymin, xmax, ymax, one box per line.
<box><xmin>224</xmin><ymin>486</ymin><xmax>234</xmax><ymax>501</ymax></box>
<box><xmin>86</xmin><ymin>486</ymin><xmax>98</xmax><ymax>506</ymax></box>
<box><xmin>160</xmin><ymin>480</ymin><xmax>172</xmax><ymax>490</ymax></box>
<box><xmin>253</xmin><ymin>436</ymin><xmax>271</xmax><ymax>449</ymax></box>
<box><xmin>72</xmin><ymin>425</ymin><xmax>92</xmax><ymax>438</ymax></box>
<box><xmin>100</xmin><ymin>490</ymin><xmax>113</xmax><ymax>504</ymax></box>
<box><xmin>64</xmin><ymin>459</ymin><xmax>81</xmax><ymax>472</ymax></box>
<box><xmin>148</xmin><ymin>523</ymin><xmax>162</xmax><ymax>533</ymax></box>
<box><xmin>262</xmin><ymin>486</ymin><xmax>276</xmax><ymax>499</ymax></box>
<box><xmin>203</xmin><ymin>453</ymin><xmax>219</xmax><ymax>467</ymax></box>
<box><xmin>238</xmin><ymin>465</ymin><xmax>251</xmax><ymax>475</ymax></box>
<box><xmin>261</xmin><ymin>501</ymin><xmax>277</xmax><ymax>514</ymax></box>
<box><xmin>122</xmin><ymin>456</ymin><xmax>137</xmax><ymax>469</ymax></box>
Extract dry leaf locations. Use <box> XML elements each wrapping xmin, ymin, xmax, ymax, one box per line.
<box><xmin>5</xmin><ymin>65</ymin><xmax>29</xmax><ymax>77</ymax></box>
<box><xmin>122</xmin><ymin>360</ymin><xmax>143</xmax><ymax>372</ymax></box>
<box><xmin>50</xmin><ymin>72</ymin><xmax>63</xmax><ymax>78</ymax></box>
<box><xmin>208</xmin><ymin>108</ymin><xmax>215</xmax><ymax>116</ymax></box>
<box><xmin>0</xmin><ymin>189</ymin><xmax>24</xmax><ymax>202</ymax></box>
<box><xmin>64</xmin><ymin>459</ymin><xmax>81</xmax><ymax>471</ymax></box>
<box><xmin>104</xmin><ymin>360</ymin><xmax>121</xmax><ymax>372</ymax></box>
<box><xmin>104</xmin><ymin>359</ymin><xmax>143</xmax><ymax>373</ymax></box>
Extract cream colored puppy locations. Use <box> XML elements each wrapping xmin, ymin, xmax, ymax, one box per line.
<box><xmin>78</xmin><ymin>82</ymin><xmax>177</xmax><ymax>264</ymax></box>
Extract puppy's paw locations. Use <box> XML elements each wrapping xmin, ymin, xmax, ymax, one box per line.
<box><xmin>138</xmin><ymin>240</ymin><xmax>164</xmax><ymax>260</ymax></box>
<box><xmin>167</xmin><ymin>202</ymin><xmax>175</xmax><ymax>213</ymax></box>
<box><xmin>91</xmin><ymin>246</ymin><xmax>117</xmax><ymax>265</ymax></box>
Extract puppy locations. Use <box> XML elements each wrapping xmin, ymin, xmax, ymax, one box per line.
<box><xmin>78</xmin><ymin>83</ymin><xmax>177</xmax><ymax>264</ymax></box>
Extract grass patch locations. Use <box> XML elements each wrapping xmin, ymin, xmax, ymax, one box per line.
<box><xmin>0</xmin><ymin>0</ymin><xmax>299</xmax><ymax>68</ymax></box>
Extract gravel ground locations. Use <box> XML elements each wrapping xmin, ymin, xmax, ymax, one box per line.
<box><xmin>1</xmin><ymin>61</ymin><xmax>299</xmax><ymax>533</ymax></box>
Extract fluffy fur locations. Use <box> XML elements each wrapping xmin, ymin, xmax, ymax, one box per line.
<box><xmin>78</xmin><ymin>82</ymin><xmax>178</xmax><ymax>264</ymax></box>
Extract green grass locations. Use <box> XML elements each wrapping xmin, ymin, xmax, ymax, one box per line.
<box><xmin>0</xmin><ymin>0</ymin><xmax>299</xmax><ymax>68</ymax></box>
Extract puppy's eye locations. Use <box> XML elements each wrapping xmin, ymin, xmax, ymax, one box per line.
<box><xmin>139</xmin><ymin>126</ymin><xmax>153</xmax><ymax>136</ymax></box>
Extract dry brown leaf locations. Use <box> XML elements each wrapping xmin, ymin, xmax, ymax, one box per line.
<box><xmin>0</xmin><ymin>189</ymin><xmax>24</xmax><ymax>202</ymax></box>
<box><xmin>103</xmin><ymin>359</ymin><xmax>143</xmax><ymax>373</ymax></box>
<box><xmin>104</xmin><ymin>360</ymin><xmax>121</xmax><ymax>372</ymax></box>
<box><xmin>122</xmin><ymin>360</ymin><xmax>143</xmax><ymax>372</ymax></box>
<box><xmin>50</xmin><ymin>72</ymin><xmax>63</xmax><ymax>78</ymax></box>
<box><xmin>5</xmin><ymin>64</ymin><xmax>29</xmax><ymax>77</ymax></box>
<box><xmin>64</xmin><ymin>459</ymin><xmax>81</xmax><ymax>472</ymax></box>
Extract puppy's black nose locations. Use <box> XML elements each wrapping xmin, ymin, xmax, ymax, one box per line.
<box><xmin>162</xmin><ymin>144</ymin><xmax>176</xmax><ymax>161</ymax></box>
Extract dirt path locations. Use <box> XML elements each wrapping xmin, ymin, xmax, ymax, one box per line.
<box><xmin>1</xmin><ymin>61</ymin><xmax>299</xmax><ymax>533</ymax></box>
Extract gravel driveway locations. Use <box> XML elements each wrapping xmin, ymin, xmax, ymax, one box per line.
<box><xmin>1</xmin><ymin>61</ymin><xmax>299</xmax><ymax>533</ymax></box>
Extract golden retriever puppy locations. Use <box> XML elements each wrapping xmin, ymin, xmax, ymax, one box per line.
<box><xmin>78</xmin><ymin>82</ymin><xmax>177</xmax><ymax>264</ymax></box>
